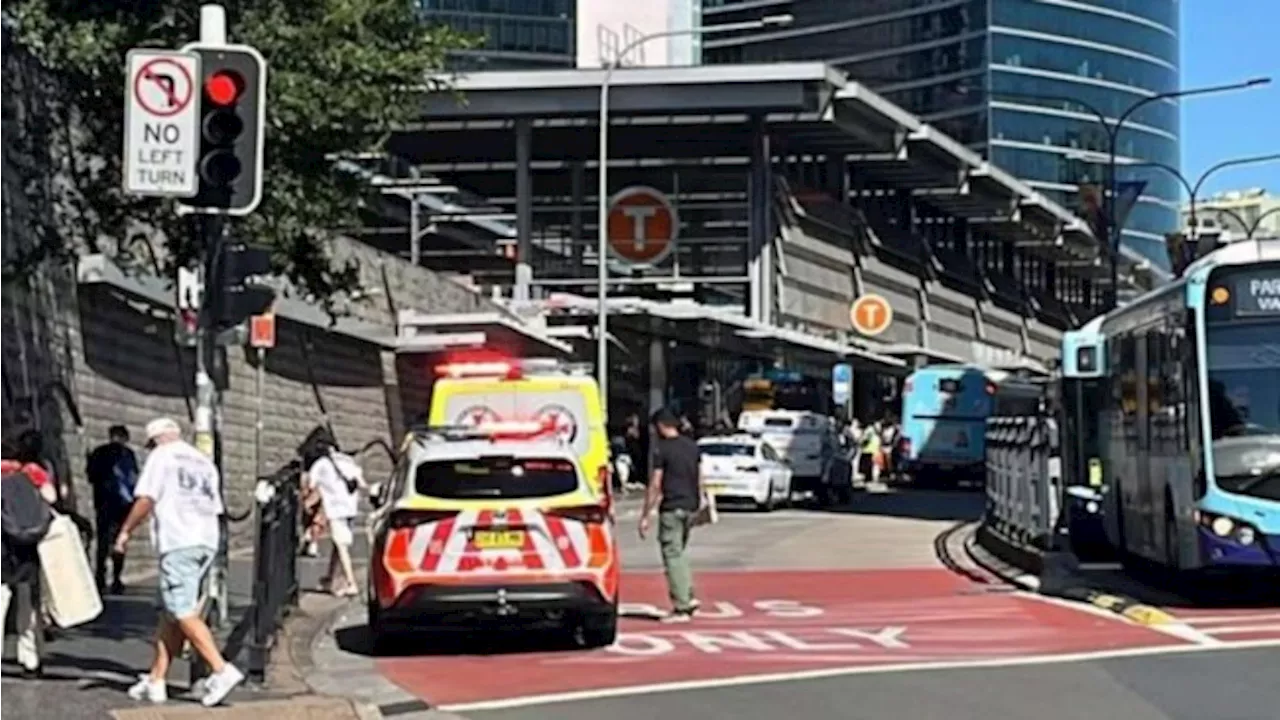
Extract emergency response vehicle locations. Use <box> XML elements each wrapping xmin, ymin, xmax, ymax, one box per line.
<box><xmin>427</xmin><ymin>356</ymin><xmax>611</xmax><ymax>496</ymax></box>
<box><xmin>366</xmin><ymin>421</ymin><xmax>620</xmax><ymax>649</ymax></box>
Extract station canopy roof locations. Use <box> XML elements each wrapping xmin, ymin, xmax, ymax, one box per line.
<box><xmin>392</xmin><ymin>62</ymin><xmax>1166</xmax><ymax>290</ymax></box>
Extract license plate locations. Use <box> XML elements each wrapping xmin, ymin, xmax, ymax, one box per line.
<box><xmin>473</xmin><ymin>530</ymin><xmax>525</xmax><ymax>549</ymax></box>
<box><xmin>706</xmin><ymin>483</ymin><xmax>728</xmax><ymax>493</ymax></box>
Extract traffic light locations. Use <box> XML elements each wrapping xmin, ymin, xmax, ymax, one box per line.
<box><xmin>180</xmin><ymin>44</ymin><xmax>266</xmax><ymax>215</ymax></box>
<box><xmin>212</xmin><ymin>242</ymin><xmax>275</xmax><ymax>329</ymax></box>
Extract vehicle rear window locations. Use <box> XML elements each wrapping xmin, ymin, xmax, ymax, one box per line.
<box><xmin>699</xmin><ymin>443</ymin><xmax>756</xmax><ymax>457</ymax></box>
<box><xmin>414</xmin><ymin>457</ymin><xmax>579</xmax><ymax>499</ymax></box>
<box><xmin>939</xmin><ymin>379</ymin><xmax>962</xmax><ymax>393</ymax></box>
<box><xmin>763</xmin><ymin>418</ymin><xmax>794</xmax><ymax>428</ymax></box>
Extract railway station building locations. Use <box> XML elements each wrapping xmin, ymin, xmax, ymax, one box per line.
<box><xmin>352</xmin><ymin>62</ymin><xmax>1166</xmax><ymax>426</ymax></box>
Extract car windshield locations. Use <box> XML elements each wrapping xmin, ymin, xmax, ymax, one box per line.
<box><xmin>1205</xmin><ymin>319</ymin><xmax>1280</xmax><ymax>501</ymax></box>
<box><xmin>414</xmin><ymin>456</ymin><xmax>579</xmax><ymax>499</ymax></box>
<box><xmin>699</xmin><ymin>443</ymin><xmax>756</xmax><ymax>458</ymax></box>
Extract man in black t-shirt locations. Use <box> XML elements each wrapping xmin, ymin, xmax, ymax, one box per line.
<box><xmin>638</xmin><ymin>408</ymin><xmax>705</xmax><ymax>622</ymax></box>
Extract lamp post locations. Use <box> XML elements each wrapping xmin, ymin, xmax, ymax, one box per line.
<box><xmin>595</xmin><ymin>14</ymin><xmax>793</xmax><ymax>418</ymax></box>
<box><xmin>984</xmin><ymin>77</ymin><xmax>1271</xmax><ymax>308</ymax></box>
<box><xmin>1082</xmin><ymin>153</ymin><xmax>1280</xmax><ymax>239</ymax></box>
<box><xmin>1209</xmin><ymin>205</ymin><xmax>1280</xmax><ymax>240</ymax></box>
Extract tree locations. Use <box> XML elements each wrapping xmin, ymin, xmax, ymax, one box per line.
<box><xmin>5</xmin><ymin>0</ymin><xmax>472</xmax><ymax>302</ymax></box>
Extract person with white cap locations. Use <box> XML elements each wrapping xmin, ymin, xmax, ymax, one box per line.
<box><xmin>113</xmin><ymin>418</ymin><xmax>244</xmax><ymax>706</ymax></box>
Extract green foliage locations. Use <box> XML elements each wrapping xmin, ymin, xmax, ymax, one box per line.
<box><xmin>5</xmin><ymin>0</ymin><xmax>472</xmax><ymax>300</ymax></box>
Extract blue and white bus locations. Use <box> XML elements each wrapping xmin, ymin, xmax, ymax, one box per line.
<box><xmin>901</xmin><ymin>364</ymin><xmax>1043</xmax><ymax>485</ymax></box>
<box><xmin>1094</xmin><ymin>236</ymin><xmax>1279</xmax><ymax>572</ymax></box>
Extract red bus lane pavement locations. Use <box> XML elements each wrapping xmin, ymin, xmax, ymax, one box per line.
<box><xmin>1162</xmin><ymin>608</ymin><xmax>1280</xmax><ymax>644</ymax></box>
<box><xmin>375</xmin><ymin>568</ymin><xmax>1187</xmax><ymax>709</ymax></box>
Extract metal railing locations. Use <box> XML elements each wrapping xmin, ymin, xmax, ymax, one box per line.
<box><xmin>246</xmin><ymin>464</ymin><xmax>303</xmax><ymax>682</ymax></box>
<box><xmin>983</xmin><ymin>415</ymin><xmax>1061</xmax><ymax>552</ymax></box>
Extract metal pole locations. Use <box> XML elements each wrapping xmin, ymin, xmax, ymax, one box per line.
<box><xmin>596</xmin><ymin>65</ymin><xmax>612</xmax><ymax>420</ymax></box>
<box><xmin>1106</xmin><ymin>129</ymin><xmax>1120</xmax><ymax>310</ymax></box>
<box><xmin>409</xmin><ymin>188</ymin><xmax>421</xmax><ymax>266</ymax></box>
<box><xmin>254</xmin><ymin>347</ymin><xmax>264</xmax><ymax>479</ymax></box>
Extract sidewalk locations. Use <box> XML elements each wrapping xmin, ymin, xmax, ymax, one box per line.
<box><xmin>1</xmin><ymin>536</ymin><xmax>364</xmax><ymax>719</ymax></box>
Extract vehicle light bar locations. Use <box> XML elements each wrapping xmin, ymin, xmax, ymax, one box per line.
<box><xmin>434</xmin><ymin>356</ymin><xmax>594</xmax><ymax>379</ymax></box>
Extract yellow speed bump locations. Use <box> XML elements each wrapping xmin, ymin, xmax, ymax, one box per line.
<box><xmin>1121</xmin><ymin>604</ymin><xmax>1177</xmax><ymax>626</ymax></box>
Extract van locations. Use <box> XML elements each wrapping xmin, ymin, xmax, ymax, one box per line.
<box><xmin>737</xmin><ymin>409</ymin><xmax>836</xmax><ymax>489</ymax></box>
<box><xmin>427</xmin><ymin>357</ymin><xmax>611</xmax><ymax>495</ymax></box>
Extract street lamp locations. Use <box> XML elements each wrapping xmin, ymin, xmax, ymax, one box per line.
<box><xmin>984</xmin><ymin>76</ymin><xmax>1271</xmax><ymax>308</ymax></box>
<box><xmin>1088</xmin><ymin>152</ymin><xmax>1280</xmax><ymax>239</ymax></box>
<box><xmin>1209</xmin><ymin>205</ymin><xmax>1280</xmax><ymax>240</ymax></box>
<box><xmin>595</xmin><ymin>14</ymin><xmax>794</xmax><ymax>417</ymax></box>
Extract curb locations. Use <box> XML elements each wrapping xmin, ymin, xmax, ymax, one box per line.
<box><xmin>962</xmin><ymin>531</ymin><xmax>1040</xmax><ymax>591</ymax></box>
<box><xmin>964</xmin><ymin>527</ymin><xmax>1176</xmax><ymax>628</ymax></box>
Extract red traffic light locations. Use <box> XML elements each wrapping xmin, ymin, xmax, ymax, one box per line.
<box><xmin>205</xmin><ymin>70</ymin><xmax>243</xmax><ymax>106</ymax></box>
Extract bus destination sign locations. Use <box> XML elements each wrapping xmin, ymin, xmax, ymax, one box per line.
<box><xmin>1233</xmin><ymin>269</ymin><xmax>1280</xmax><ymax>317</ymax></box>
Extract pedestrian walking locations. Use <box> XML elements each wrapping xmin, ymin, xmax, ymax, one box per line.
<box><xmin>113</xmin><ymin>418</ymin><xmax>243</xmax><ymax>706</ymax></box>
<box><xmin>87</xmin><ymin>424</ymin><xmax>139</xmax><ymax>594</ymax></box>
<box><xmin>638</xmin><ymin>408</ymin><xmax>706</xmax><ymax>623</ymax></box>
<box><xmin>304</xmin><ymin>440</ymin><xmax>366</xmax><ymax>597</ymax></box>
<box><xmin>1</xmin><ymin>447</ymin><xmax>58</xmax><ymax>678</ymax></box>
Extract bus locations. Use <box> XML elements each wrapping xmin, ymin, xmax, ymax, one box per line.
<box><xmin>1092</xmin><ymin>236</ymin><xmax>1279</xmax><ymax>573</ymax></box>
<box><xmin>741</xmin><ymin>370</ymin><xmax>821</xmax><ymax>413</ymax></box>
<box><xmin>1059</xmin><ymin>315</ymin><xmax>1113</xmax><ymax>560</ymax></box>
<box><xmin>900</xmin><ymin>364</ymin><xmax>1043</xmax><ymax>486</ymax></box>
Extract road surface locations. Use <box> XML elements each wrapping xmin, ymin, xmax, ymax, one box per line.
<box><xmin>304</xmin><ymin>487</ymin><xmax>1280</xmax><ymax>719</ymax></box>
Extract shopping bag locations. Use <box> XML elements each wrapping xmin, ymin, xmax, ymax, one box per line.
<box><xmin>37</xmin><ymin>514</ymin><xmax>103</xmax><ymax>628</ymax></box>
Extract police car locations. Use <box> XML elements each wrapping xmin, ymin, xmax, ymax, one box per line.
<box><xmin>366</xmin><ymin>421</ymin><xmax>619</xmax><ymax>649</ymax></box>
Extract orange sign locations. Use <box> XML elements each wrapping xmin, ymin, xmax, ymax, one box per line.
<box><xmin>249</xmin><ymin>313</ymin><xmax>276</xmax><ymax>349</ymax></box>
<box><xmin>850</xmin><ymin>294</ymin><xmax>892</xmax><ymax>337</ymax></box>
<box><xmin>606</xmin><ymin>186</ymin><xmax>678</xmax><ymax>266</ymax></box>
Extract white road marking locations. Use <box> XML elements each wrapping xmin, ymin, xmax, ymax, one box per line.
<box><xmin>1014</xmin><ymin>591</ymin><xmax>1224</xmax><ymax>646</ymax></box>
<box><xmin>1204</xmin><ymin>624</ymin><xmax>1280</xmax><ymax>635</ymax></box>
<box><xmin>437</xmin><ymin>639</ymin><xmax>1280</xmax><ymax>713</ymax></box>
<box><xmin>1184</xmin><ymin>613</ymin><xmax>1280</xmax><ymax>625</ymax></box>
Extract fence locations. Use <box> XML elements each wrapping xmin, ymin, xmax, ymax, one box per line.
<box><xmin>983</xmin><ymin>415</ymin><xmax>1062</xmax><ymax>553</ymax></box>
<box><xmin>245</xmin><ymin>464</ymin><xmax>303</xmax><ymax>682</ymax></box>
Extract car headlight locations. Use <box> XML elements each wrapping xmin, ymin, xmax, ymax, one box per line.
<box><xmin>1211</xmin><ymin>516</ymin><xmax>1234</xmax><ymax>537</ymax></box>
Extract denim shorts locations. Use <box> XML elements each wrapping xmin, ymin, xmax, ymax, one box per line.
<box><xmin>158</xmin><ymin>546</ymin><xmax>215</xmax><ymax>618</ymax></box>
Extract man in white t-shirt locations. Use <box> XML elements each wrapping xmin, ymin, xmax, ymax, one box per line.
<box><xmin>304</xmin><ymin>441</ymin><xmax>365</xmax><ymax>597</ymax></box>
<box><xmin>114</xmin><ymin>418</ymin><xmax>243</xmax><ymax>706</ymax></box>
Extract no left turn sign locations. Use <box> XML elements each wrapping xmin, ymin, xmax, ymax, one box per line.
<box><xmin>123</xmin><ymin>49</ymin><xmax>201</xmax><ymax>198</ymax></box>
<box><xmin>134</xmin><ymin>57</ymin><xmax>195</xmax><ymax>117</ymax></box>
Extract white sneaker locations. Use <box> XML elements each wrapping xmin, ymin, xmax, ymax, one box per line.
<box><xmin>127</xmin><ymin>675</ymin><xmax>167</xmax><ymax>704</ymax></box>
<box><xmin>200</xmin><ymin>664</ymin><xmax>245</xmax><ymax>707</ymax></box>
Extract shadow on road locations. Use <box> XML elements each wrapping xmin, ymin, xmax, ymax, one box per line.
<box><xmin>1069</xmin><ymin>563</ymin><xmax>1280</xmax><ymax>610</ymax></box>
<box><xmin>335</xmin><ymin>623</ymin><xmax>592</xmax><ymax>659</ymax></box>
<box><xmin>809</xmin><ymin>486</ymin><xmax>985</xmax><ymax>522</ymax></box>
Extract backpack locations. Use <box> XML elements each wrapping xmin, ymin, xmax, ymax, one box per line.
<box><xmin>1</xmin><ymin>470</ymin><xmax>55</xmax><ymax>546</ymax></box>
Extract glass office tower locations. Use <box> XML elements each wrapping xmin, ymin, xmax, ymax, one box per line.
<box><xmin>421</xmin><ymin>0</ymin><xmax>576</xmax><ymax>70</ymax></box>
<box><xmin>703</xmin><ymin>0</ymin><xmax>1181</xmax><ymax>268</ymax></box>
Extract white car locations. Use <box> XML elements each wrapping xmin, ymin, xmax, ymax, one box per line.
<box><xmin>698</xmin><ymin>435</ymin><xmax>793</xmax><ymax>511</ymax></box>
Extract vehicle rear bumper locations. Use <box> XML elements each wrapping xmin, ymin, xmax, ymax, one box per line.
<box><xmin>377</xmin><ymin>580</ymin><xmax>615</xmax><ymax>630</ymax></box>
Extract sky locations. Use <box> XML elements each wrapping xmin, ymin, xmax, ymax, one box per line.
<box><xmin>1180</xmin><ymin>0</ymin><xmax>1280</xmax><ymax>199</ymax></box>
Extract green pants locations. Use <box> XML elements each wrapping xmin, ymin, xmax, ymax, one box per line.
<box><xmin>658</xmin><ymin>509</ymin><xmax>696</xmax><ymax>610</ymax></box>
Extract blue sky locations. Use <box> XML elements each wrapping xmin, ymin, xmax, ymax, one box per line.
<box><xmin>1180</xmin><ymin>0</ymin><xmax>1280</xmax><ymax>198</ymax></box>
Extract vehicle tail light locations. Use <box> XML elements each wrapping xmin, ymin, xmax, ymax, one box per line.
<box><xmin>985</xmin><ymin>381</ymin><xmax>997</xmax><ymax>395</ymax></box>
<box><xmin>903</xmin><ymin>379</ymin><xmax>913</xmax><ymax>393</ymax></box>
<box><xmin>387</xmin><ymin>510</ymin><xmax>458</xmax><ymax>529</ymax></box>
<box><xmin>548</xmin><ymin>505</ymin><xmax>609</xmax><ymax>525</ymax></box>
<box><xmin>597</xmin><ymin>465</ymin><xmax>614</xmax><ymax>517</ymax></box>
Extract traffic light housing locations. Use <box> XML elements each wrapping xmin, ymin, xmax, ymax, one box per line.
<box><xmin>213</xmin><ymin>242</ymin><xmax>275</xmax><ymax>329</ymax></box>
<box><xmin>179</xmin><ymin>44</ymin><xmax>266</xmax><ymax>215</ymax></box>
